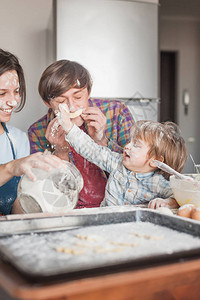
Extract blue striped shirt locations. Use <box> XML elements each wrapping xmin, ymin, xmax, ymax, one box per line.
<box><xmin>66</xmin><ymin>125</ymin><xmax>173</xmax><ymax>206</ymax></box>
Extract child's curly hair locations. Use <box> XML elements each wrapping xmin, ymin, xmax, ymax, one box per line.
<box><xmin>130</xmin><ymin>120</ymin><xmax>188</xmax><ymax>179</ymax></box>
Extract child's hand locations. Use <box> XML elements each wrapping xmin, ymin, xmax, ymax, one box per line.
<box><xmin>58</xmin><ymin>103</ymin><xmax>73</xmax><ymax>133</ymax></box>
<box><xmin>148</xmin><ymin>197</ymin><xmax>179</xmax><ymax>209</ymax></box>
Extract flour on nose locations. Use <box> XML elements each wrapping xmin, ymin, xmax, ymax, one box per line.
<box><xmin>7</xmin><ymin>100</ymin><xmax>18</xmax><ymax>107</ymax></box>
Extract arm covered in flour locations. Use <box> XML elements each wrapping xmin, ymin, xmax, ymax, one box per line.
<box><xmin>58</xmin><ymin>103</ymin><xmax>121</xmax><ymax>173</ymax></box>
<box><xmin>0</xmin><ymin>152</ymin><xmax>66</xmax><ymax>186</ymax></box>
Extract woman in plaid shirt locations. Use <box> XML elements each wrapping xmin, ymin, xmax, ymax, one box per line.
<box><xmin>58</xmin><ymin>103</ymin><xmax>187</xmax><ymax>209</ymax></box>
<box><xmin>28</xmin><ymin>60</ymin><xmax>134</xmax><ymax>208</ymax></box>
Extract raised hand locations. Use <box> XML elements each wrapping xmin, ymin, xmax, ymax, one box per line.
<box><xmin>81</xmin><ymin>107</ymin><xmax>108</xmax><ymax>146</ymax></box>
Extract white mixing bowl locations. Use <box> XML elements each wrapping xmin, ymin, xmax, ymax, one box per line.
<box><xmin>170</xmin><ymin>174</ymin><xmax>200</xmax><ymax>207</ymax></box>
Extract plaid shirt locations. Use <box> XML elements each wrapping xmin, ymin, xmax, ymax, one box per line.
<box><xmin>28</xmin><ymin>98</ymin><xmax>134</xmax><ymax>154</ymax></box>
<box><xmin>28</xmin><ymin>98</ymin><xmax>134</xmax><ymax>208</ymax></box>
<box><xmin>66</xmin><ymin>125</ymin><xmax>173</xmax><ymax>206</ymax></box>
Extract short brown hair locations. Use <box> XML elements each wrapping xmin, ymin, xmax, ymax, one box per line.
<box><xmin>130</xmin><ymin>120</ymin><xmax>187</xmax><ymax>179</ymax></box>
<box><xmin>0</xmin><ymin>49</ymin><xmax>26</xmax><ymax>112</ymax></box>
<box><xmin>38</xmin><ymin>60</ymin><xmax>92</xmax><ymax>104</ymax></box>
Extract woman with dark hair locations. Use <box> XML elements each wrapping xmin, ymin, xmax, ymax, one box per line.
<box><xmin>0</xmin><ymin>49</ymin><xmax>66</xmax><ymax>215</ymax></box>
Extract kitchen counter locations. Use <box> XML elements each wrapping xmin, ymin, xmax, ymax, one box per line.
<box><xmin>0</xmin><ymin>257</ymin><xmax>200</xmax><ymax>300</ymax></box>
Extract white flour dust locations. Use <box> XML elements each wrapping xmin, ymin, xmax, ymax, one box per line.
<box><xmin>0</xmin><ymin>221</ymin><xmax>200</xmax><ymax>276</ymax></box>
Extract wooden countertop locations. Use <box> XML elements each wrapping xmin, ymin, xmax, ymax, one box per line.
<box><xmin>1</xmin><ymin>257</ymin><xmax>200</xmax><ymax>300</ymax></box>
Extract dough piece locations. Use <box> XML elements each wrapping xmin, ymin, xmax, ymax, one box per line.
<box><xmin>70</xmin><ymin>109</ymin><xmax>83</xmax><ymax>119</ymax></box>
<box><xmin>55</xmin><ymin>247</ymin><xmax>86</xmax><ymax>255</ymax></box>
<box><xmin>156</xmin><ymin>207</ymin><xmax>174</xmax><ymax>216</ymax></box>
<box><xmin>110</xmin><ymin>242</ymin><xmax>139</xmax><ymax>247</ymax></box>
<box><xmin>57</xmin><ymin>104</ymin><xmax>83</xmax><ymax>119</ymax></box>
<box><xmin>130</xmin><ymin>232</ymin><xmax>163</xmax><ymax>240</ymax></box>
<box><xmin>94</xmin><ymin>247</ymin><xmax>123</xmax><ymax>254</ymax></box>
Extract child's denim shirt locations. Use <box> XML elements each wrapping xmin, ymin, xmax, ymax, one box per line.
<box><xmin>66</xmin><ymin>125</ymin><xmax>173</xmax><ymax>206</ymax></box>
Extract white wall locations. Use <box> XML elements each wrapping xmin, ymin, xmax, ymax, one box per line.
<box><xmin>160</xmin><ymin>18</ymin><xmax>200</xmax><ymax>172</ymax></box>
<box><xmin>56</xmin><ymin>0</ymin><xmax>159</xmax><ymax>99</ymax></box>
<box><xmin>0</xmin><ymin>0</ymin><xmax>55</xmax><ymax>132</ymax></box>
<box><xmin>0</xmin><ymin>0</ymin><xmax>159</xmax><ymax>131</ymax></box>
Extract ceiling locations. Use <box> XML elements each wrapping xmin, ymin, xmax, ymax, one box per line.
<box><xmin>160</xmin><ymin>0</ymin><xmax>200</xmax><ymax>20</ymax></box>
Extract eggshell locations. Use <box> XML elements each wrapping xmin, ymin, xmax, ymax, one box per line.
<box><xmin>191</xmin><ymin>207</ymin><xmax>200</xmax><ymax>221</ymax></box>
<box><xmin>177</xmin><ymin>204</ymin><xmax>195</xmax><ymax>218</ymax></box>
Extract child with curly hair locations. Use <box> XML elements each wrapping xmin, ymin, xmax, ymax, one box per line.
<box><xmin>58</xmin><ymin>103</ymin><xmax>187</xmax><ymax>209</ymax></box>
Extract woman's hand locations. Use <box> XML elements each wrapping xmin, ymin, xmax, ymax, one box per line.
<box><xmin>8</xmin><ymin>151</ymin><xmax>67</xmax><ymax>182</ymax></box>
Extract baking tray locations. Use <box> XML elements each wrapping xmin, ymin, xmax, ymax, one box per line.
<box><xmin>0</xmin><ymin>207</ymin><xmax>200</xmax><ymax>283</ymax></box>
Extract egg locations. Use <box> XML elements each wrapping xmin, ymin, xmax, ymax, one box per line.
<box><xmin>177</xmin><ymin>204</ymin><xmax>195</xmax><ymax>218</ymax></box>
<box><xmin>191</xmin><ymin>207</ymin><xmax>200</xmax><ymax>221</ymax></box>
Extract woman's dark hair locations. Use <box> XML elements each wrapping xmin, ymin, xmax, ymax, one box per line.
<box><xmin>38</xmin><ymin>60</ymin><xmax>92</xmax><ymax>104</ymax></box>
<box><xmin>0</xmin><ymin>49</ymin><xmax>26</xmax><ymax>112</ymax></box>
